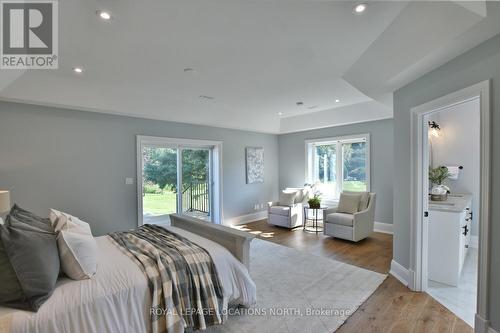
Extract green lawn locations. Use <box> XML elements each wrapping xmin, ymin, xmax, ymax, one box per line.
<box><xmin>342</xmin><ymin>181</ymin><xmax>367</xmax><ymax>192</ymax></box>
<box><xmin>143</xmin><ymin>192</ymin><xmax>176</xmax><ymax>216</ymax></box>
<box><xmin>143</xmin><ymin>181</ymin><xmax>366</xmax><ymax>216</ymax></box>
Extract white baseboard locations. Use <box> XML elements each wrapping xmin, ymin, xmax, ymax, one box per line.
<box><xmin>470</xmin><ymin>235</ymin><xmax>479</xmax><ymax>249</ymax></box>
<box><xmin>225</xmin><ymin>210</ymin><xmax>267</xmax><ymax>226</ymax></box>
<box><xmin>390</xmin><ymin>260</ymin><xmax>411</xmax><ymax>287</ymax></box>
<box><xmin>374</xmin><ymin>222</ymin><xmax>393</xmax><ymax>234</ymax></box>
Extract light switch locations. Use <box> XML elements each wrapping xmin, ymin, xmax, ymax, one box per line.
<box><xmin>125</xmin><ymin>177</ymin><xmax>134</xmax><ymax>185</ymax></box>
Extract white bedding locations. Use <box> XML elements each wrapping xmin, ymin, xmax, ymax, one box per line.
<box><xmin>0</xmin><ymin>226</ymin><xmax>256</xmax><ymax>333</ymax></box>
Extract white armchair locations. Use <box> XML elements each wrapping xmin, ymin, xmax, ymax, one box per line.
<box><xmin>267</xmin><ymin>188</ymin><xmax>308</xmax><ymax>229</ymax></box>
<box><xmin>324</xmin><ymin>193</ymin><xmax>376</xmax><ymax>242</ymax></box>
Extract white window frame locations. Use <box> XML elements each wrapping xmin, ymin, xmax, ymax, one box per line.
<box><xmin>305</xmin><ymin>133</ymin><xmax>370</xmax><ymax>200</ymax></box>
<box><xmin>136</xmin><ymin>135</ymin><xmax>223</xmax><ymax>225</ymax></box>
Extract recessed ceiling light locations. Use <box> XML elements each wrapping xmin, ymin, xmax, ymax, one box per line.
<box><xmin>73</xmin><ymin>67</ymin><xmax>83</xmax><ymax>73</ymax></box>
<box><xmin>335</xmin><ymin>99</ymin><xmax>340</xmax><ymax>103</ymax></box>
<box><xmin>353</xmin><ymin>3</ymin><xmax>367</xmax><ymax>14</ymax></box>
<box><xmin>278</xmin><ymin>112</ymin><xmax>283</xmax><ymax>116</ymax></box>
<box><xmin>97</xmin><ymin>10</ymin><xmax>112</xmax><ymax>20</ymax></box>
<box><xmin>296</xmin><ymin>101</ymin><xmax>303</xmax><ymax>106</ymax></box>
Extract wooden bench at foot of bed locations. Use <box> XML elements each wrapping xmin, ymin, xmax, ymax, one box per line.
<box><xmin>169</xmin><ymin>214</ymin><xmax>255</xmax><ymax>270</ymax></box>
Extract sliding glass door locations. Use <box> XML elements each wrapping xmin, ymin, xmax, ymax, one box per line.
<box><xmin>138</xmin><ymin>137</ymin><xmax>220</xmax><ymax>225</ymax></box>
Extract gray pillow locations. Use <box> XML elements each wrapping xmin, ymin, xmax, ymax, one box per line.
<box><xmin>6</xmin><ymin>212</ymin><xmax>54</xmax><ymax>233</ymax></box>
<box><xmin>0</xmin><ymin>215</ymin><xmax>60</xmax><ymax>311</ymax></box>
<box><xmin>343</xmin><ymin>191</ymin><xmax>370</xmax><ymax>211</ymax></box>
<box><xmin>9</xmin><ymin>204</ymin><xmax>52</xmax><ymax>232</ymax></box>
<box><xmin>337</xmin><ymin>193</ymin><xmax>362</xmax><ymax>214</ymax></box>
<box><xmin>0</xmin><ymin>225</ymin><xmax>24</xmax><ymax>306</ymax></box>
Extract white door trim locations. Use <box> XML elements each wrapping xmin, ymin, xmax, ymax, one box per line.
<box><xmin>136</xmin><ymin>135</ymin><xmax>223</xmax><ymax>225</ymax></box>
<box><xmin>409</xmin><ymin>80</ymin><xmax>491</xmax><ymax>332</ymax></box>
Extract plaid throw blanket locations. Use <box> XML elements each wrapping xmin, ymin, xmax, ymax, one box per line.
<box><xmin>108</xmin><ymin>224</ymin><xmax>223</xmax><ymax>333</ymax></box>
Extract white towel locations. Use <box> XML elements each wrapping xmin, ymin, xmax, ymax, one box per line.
<box><xmin>446</xmin><ymin>166</ymin><xmax>460</xmax><ymax>180</ymax></box>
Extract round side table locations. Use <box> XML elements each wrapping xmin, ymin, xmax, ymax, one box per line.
<box><xmin>303</xmin><ymin>206</ymin><xmax>327</xmax><ymax>234</ymax></box>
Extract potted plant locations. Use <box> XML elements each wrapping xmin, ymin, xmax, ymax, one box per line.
<box><xmin>429</xmin><ymin>166</ymin><xmax>451</xmax><ymax>201</ymax></box>
<box><xmin>307</xmin><ymin>194</ymin><xmax>321</xmax><ymax>208</ymax></box>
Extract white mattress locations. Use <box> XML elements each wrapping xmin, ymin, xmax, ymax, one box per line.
<box><xmin>0</xmin><ymin>226</ymin><xmax>256</xmax><ymax>333</ymax></box>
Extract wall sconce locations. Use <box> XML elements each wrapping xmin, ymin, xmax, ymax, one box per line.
<box><xmin>428</xmin><ymin>121</ymin><xmax>441</xmax><ymax>138</ymax></box>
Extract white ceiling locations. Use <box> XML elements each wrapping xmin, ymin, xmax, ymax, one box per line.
<box><xmin>1</xmin><ymin>0</ymin><xmax>500</xmax><ymax>134</ymax></box>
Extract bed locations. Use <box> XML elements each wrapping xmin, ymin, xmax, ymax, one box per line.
<box><xmin>0</xmin><ymin>214</ymin><xmax>257</xmax><ymax>333</ymax></box>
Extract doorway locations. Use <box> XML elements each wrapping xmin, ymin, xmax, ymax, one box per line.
<box><xmin>425</xmin><ymin>98</ymin><xmax>480</xmax><ymax>327</ymax></box>
<box><xmin>410</xmin><ymin>81</ymin><xmax>491</xmax><ymax>332</ymax></box>
<box><xmin>136</xmin><ymin>136</ymin><xmax>222</xmax><ymax>225</ymax></box>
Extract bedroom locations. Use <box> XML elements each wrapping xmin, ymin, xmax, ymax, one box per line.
<box><xmin>0</xmin><ymin>1</ymin><xmax>499</xmax><ymax>333</ymax></box>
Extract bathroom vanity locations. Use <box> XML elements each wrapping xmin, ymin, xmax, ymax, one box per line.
<box><xmin>428</xmin><ymin>194</ymin><xmax>473</xmax><ymax>286</ymax></box>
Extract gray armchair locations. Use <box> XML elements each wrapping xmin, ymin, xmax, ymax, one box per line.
<box><xmin>324</xmin><ymin>193</ymin><xmax>376</xmax><ymax>242</ymax></box>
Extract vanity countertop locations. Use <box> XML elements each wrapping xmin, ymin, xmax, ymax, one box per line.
<box><xmin>428</xmin><ymin>193</ymin><xmax>473</xmax><ymax>213</ymax></box>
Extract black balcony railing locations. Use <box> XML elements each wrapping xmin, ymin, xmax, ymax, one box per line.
<box><xmin>181</xmin><ymin>181</ymin><xmax>210</xmax><ymax>214</ymax></box>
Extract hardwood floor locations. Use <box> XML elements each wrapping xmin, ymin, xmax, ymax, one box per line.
<box><xmin>238</xmin><ymin>220</ymin><xmax>472</xmax><ymax>333</ymax></box>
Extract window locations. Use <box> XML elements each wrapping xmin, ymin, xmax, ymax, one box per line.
<box><xmin>306</xmin><ymin>134</ymin><xmax>370</xmax><ymax>203</ymax></box>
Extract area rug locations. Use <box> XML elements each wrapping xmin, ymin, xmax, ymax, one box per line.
<box><xmin>207</xmin><ymin>239</ymin><xmax>387</xmax><ymax>333</ymax></box>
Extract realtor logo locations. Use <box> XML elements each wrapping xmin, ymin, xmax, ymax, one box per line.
<box><xmin>1</xmin><ymin>0</ymin><xmax>58</xmax><ymax>69</ymax></box>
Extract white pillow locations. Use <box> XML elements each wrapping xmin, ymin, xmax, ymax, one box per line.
<box><xmin>302</xmin><ymin>187</ymin><xmax>312</xmax><ymax>203</ymax></box>
<box><xmin>57</xmin><ymin>230</ymin><xmax>98</xmax><ymax>280</ymax></box>
<box><xmin>49</xmin><ymin>209</ymin><xmax>97</xmax><ymax>280</ymax></box>
<box><xmin>66</xmin><ymin>217</ymin><xmax>92</xmax><ymax>235</ymax></box>
<box><xmin>293</xmin><ymin>189</ymin><xmax>304</xmax><ymax>204</ymax></box>
<box><xmin>279</xmin><ymin>190</ymin><xmax>297</xmax><ymax>205</ymax></box>
<box><xmin>49</xmin><ymin>209</ymin><xmax>92</xmax><ymax>235</ymax></box>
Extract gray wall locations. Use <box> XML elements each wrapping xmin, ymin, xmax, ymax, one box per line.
<box><xmin>0</xmin><ymin>102</ymin><xmax>279</xmax><ymax>235</ymax></box>
<box><xmin>278</xmin><ymin>119</ymin><xmax>394</xmax><ymax>225</ymax></box>
<box><xmin>394</xmin><ymin>33</ymin><xmax>500</xmax><ymax>330</ymax></box>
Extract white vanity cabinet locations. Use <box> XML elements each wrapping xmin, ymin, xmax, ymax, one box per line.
<box><xmin>428</xmin><ymin>196</ymin><xmax>472</xmax><ymax>286</ymax></box>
